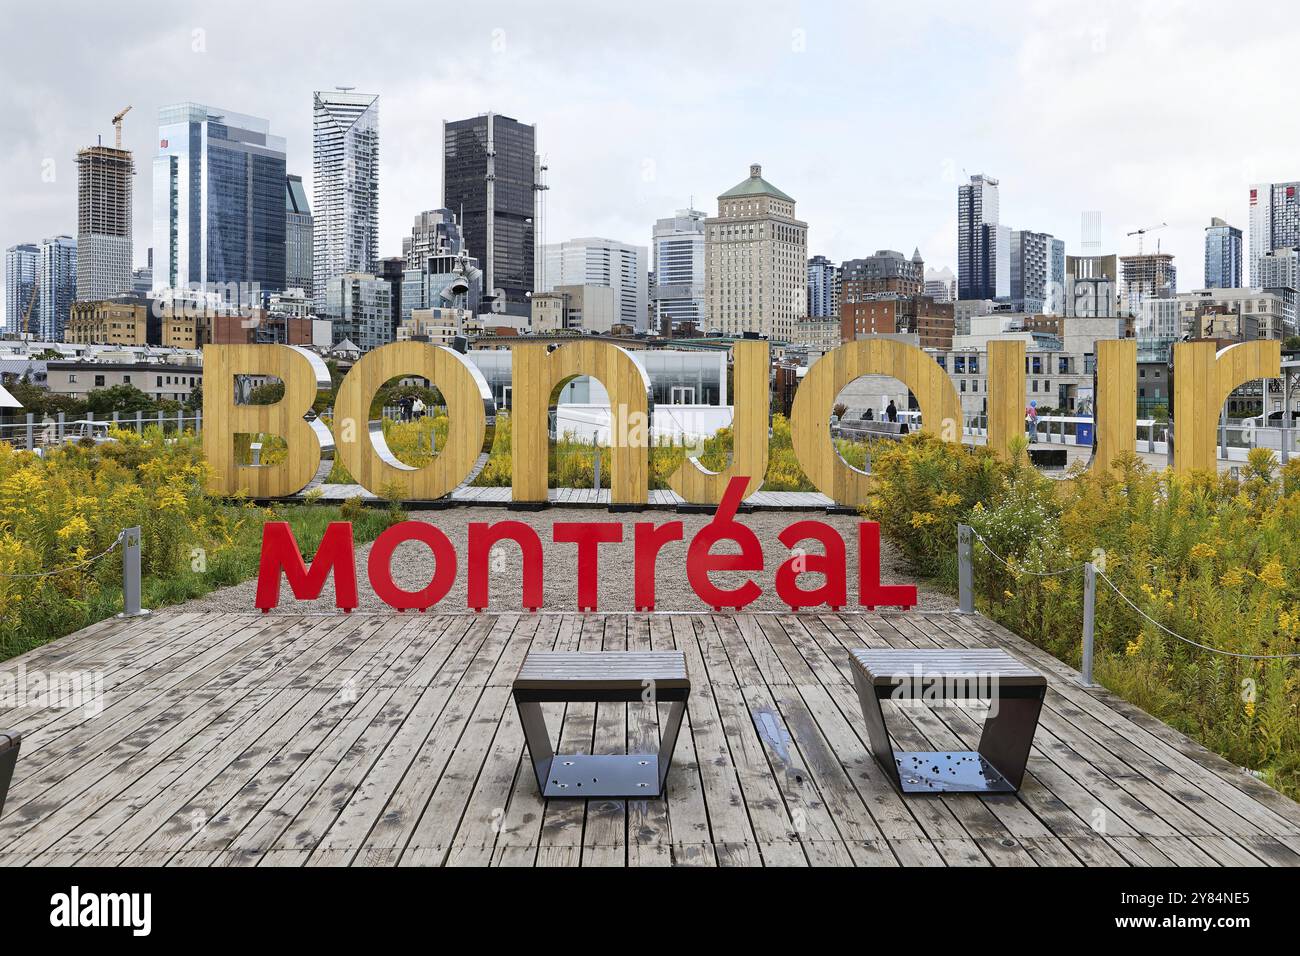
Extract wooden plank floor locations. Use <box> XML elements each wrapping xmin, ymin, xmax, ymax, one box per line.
<box><xmin>1</xmin><ymin>609</ymin><xmax>1298</xmax><ymax>867</ymax></box>
<box><xmin>297</xmin><ymin>483</ymin><xmax>837</xmax><ymax>510</ymax></box>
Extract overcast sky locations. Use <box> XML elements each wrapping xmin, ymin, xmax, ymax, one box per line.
<box><xmin>1</xmin><ymin>0</ymin><xmax>1293</xmax><ymax>322</ymax></box>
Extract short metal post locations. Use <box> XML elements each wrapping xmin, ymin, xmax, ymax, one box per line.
<box><xmin>112</xmin><ymin>411</ymin><xmax>119</xmax><ymax>430</ymax></box>
<box><xmin>196</xmin><ymin>410</ymin><xmax>202</xmax><ymax>433</ymax></box>
<box><xmin>135</xmin><ymin>410</ymin><xmax>143</xmax><ymax>434</ymax></box>
<box><xmin>593</xmin><ymin>447</ymin><xmax>602</xmax><ymax>491</ymax></box>
<box><xmin>25</xmin><ymin>413</ymin><xmax>32</xmax><ymax>451</ymax></box>
<box><xmin>1284</xmin><ymin>372</ymin><xmax>1292</xmax><ymax>465</ymax></box>
<box><xmin>57</xmin><ymin>411</ymin><xmax>64</xmax><ymax>442</ymax></box>
<box><xmin>1219</xmin><ymin>406</ymin><xmax>1228</xmax><ymax>461</ymax></box>
<box><xmin>156</xmin><ymin>410</ymin><xmax>164</xmax><ymax>432</ymax></box>
<box><xmin>957</xmin><ymin>523</ymin><xmax>975</xmax><ymax>614</ymax></box>
<box><xmin>177</xmin><ymin>408</ymin><xmax>184</xmax><ymax>433</ymax></box>
<box><xmin>118</xmin><ymin>527</ymin><xmax>150</xmax><ymax>619</ymax></box>
<box><xmin>1080</xmin><ymin>562</ymin><xmax>1097</xmax><ymax>687</ymax></box>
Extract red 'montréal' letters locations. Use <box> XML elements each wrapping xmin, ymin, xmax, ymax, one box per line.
<box><xmin>775</xmin><ymin>519</ymin><xmax>847</xmax><ymax>611</ymax></box>
<box><xmin>467</xmin><ymin>520</ymin><xmax>545</xmax><ymax>612</ymax></box>
<box><xmin>552</xmin><ymin>522</ymin><xmax>623</xmax><ymax>611</ymax></box>
<box><xmin>256</xmin><ymin>520</ymin><xmax>359</xmax><ymax>612</ymax></box>
<box><xmin>857</xmin><ymin>521</ymin><xmax>917</xmax><ymax>610</ymax></box>
<box><xmin>686</xmin><ymin>476</ymin><xmax>764</xmax><ymax>611</ymax></box>
<box><xmin>367</xmin><ymin>522</ymin><xmax>457</xmax><ymax>612</ymax></box>
<box><xmin>632</xmin><ymin>520</ymin><xmax>684</xmax><ymax>611</ymax></box>
<box><xmin>253</xmin><ymin>491</ymin><xmax>920</xmax><ymax>614</ymax></box>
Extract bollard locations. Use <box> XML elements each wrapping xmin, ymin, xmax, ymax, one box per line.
<box><xmin>957</xmin><ymin>524</ymin><xmax>974</xmax><ymax>614</ymax></box>
<box><xmin>1079</xmin><ymin>562</ymin><xmax>1097</xmax><ymax>687</ymax></box>
<box><xmin>136</xmin><ymin>410</ymin><xmax>143</xmax><ymax>434</ymax></box>
<box><xmin>118</xmin><ymin>527</ymin><xmax>151</xmax><ymax>619</ymax></box>
<box><xmin>25</xmin><ymin>413</ymin><xmax>32</xmax><ymax>452</ymax></box>
<box><xmin>593</xmin><ymin>447</ymin><xmax>601</xmax><ymax>491</ymax></box>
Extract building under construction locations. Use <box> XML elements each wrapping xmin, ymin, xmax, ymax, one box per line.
<box><xmin>75</xmin><ymin>128</ymin><xmax>134</xmax><ymax>302</ymax></box>
<box><xmin>1118</xmin><ymin>252</ymin><xmax>1176</xmax><ymax>316</ymax></box>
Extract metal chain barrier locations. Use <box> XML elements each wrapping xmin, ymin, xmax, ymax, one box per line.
<box><xmin>0</xmin><ymin>530</ymin><xmax>125</xmax><ymax>580</ymax></box>
<box><xmin>956</xmin><ymin>523</ymin><xmax>1300</xmax><ymax>682</ymax></box>
<box><xmin>969</xmin><ymin>528</ymin><xmax>1086</xmax><ymax>577</ymax></box>
<box><xmin>1095</xmin><ymin>568</ymin><xmax>1300</xmax><ymax>661</ymax></box>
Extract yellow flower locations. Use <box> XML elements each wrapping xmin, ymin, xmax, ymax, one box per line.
<box><xmin>1125</xmin><ymin>636</ymin><xmax>1144</xmax><ymax>656</ymax></box>
<box><xmin>1244</xmin><ymin>699</ymin><xmax>1256</xmax><ymax>718</ymax></box>
<box><xmin>1042</xmin><ymin>578</ymin><xmax>1061</xmax><ymax>594</ymax></box>
<box><xmin>1189</xmin><ymin>542</ymin><xmax>1218</xmax><ymax>561</ymax></box>
<box><xmin>56</xmin><ymin>515</ymin><xmax>91</xmax><ymax>540</ymax></box>
<box><xmin>909</xmin><ymin>512</ymin><xmax>938</xmax><ymax>529</ymax></box>
<box><xmin>1258</xmin><ymin>559</ymin><xmax>1286</xmax><ymax>590</ymax></box>
<box><xmin>1220</xmin><ymin>567</ymin><xmax>1247</xmax><ymax>589</ymax></box>
<box><xmin>1003</xmin><ymin>590</ymin><xmax>1014</xmax><ymax>599</ymax></box>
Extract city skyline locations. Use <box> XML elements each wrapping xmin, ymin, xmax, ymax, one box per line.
<box><xmin>2</xmin><ymin>0</ymin><xmax>1298</xmax><ymax>326</ymax></box>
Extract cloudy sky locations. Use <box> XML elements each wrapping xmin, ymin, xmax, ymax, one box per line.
<box><xmin>1</xmin><ymin>0</ymin><xmax>1292</xmax><ymax>321</ymax></box>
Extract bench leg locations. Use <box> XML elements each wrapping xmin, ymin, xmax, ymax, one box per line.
<box><xmin>657</xmin><ymin>700</ymin><xmax>687</xmax><ymax>792</ymax></box>
<box><xmin>0</xmin><ymin>733</ymin><xmax>19</xmax><ymax>819</ymax></box>
<box><xmin>976</xmin><ymin>692</ymin><xmax>1045</xmax><ymax>791</ymax></box>
<box><xmin>514</xmin><ymin>699</ymin><xmax>555</xmax><ymax>794</ymax></box>
<box><xmin>850</xmin><ymin>668</ymin><xmax>902</xmax><ymax>791</ymax></box>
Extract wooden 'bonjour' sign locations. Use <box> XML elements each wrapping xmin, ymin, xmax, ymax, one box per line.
<box><xmin>202</xmin><ymin>337</ymin><xmax>1280</xmax><ymax>506</ymax></box>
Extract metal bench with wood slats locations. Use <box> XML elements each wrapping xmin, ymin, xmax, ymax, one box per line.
<box><xmin>0</xmin><ymin>730</ymin><xmax>19</xmax><ymax>818</ymax></box>
<box><xmin>513</xmin><ymin>652</ymin><xmax>689</xmax><ymax>799</ymax></box>
<box><xmin>849</xmin><ymin>648</ymin><xmax>1046</xmax><ymax>795</ymax></box>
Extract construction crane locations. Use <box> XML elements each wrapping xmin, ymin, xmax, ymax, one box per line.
<box><xmin>19</xmin><ymin>283</ymin><xmax>38</xmax><ymax>340</ymax></box>
<box><xmin>1126</xmin><ymin>222</ymin><xmax>1167</xmax><ymax>257</ymax></box>
<box><xmin>112</xmin><ymin>105</ymin><xmax>132</xmax><ymax>148</ymax></box>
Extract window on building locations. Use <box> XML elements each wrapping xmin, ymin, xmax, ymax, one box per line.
<box><xmin>94</xmin><ymin>375</ymin><xmax>105</xmax><ymax>387</ymax></box>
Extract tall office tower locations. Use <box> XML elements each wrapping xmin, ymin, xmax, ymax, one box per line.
<box><xmin>1204</xmin><ymin>217</ymin><xmax>1242</xmax><ymax>289</ymax></box>
<box><xmin>378</xmin><ymin>257</ymin><xmax>405</xmax><ymax>339</ymax></box>
<box><xmin>957</xmin><ymin>173</ymin><xmax>1007</xmax><ymax>300</ymax></box>
<box><xmin>75</xmin><ymin>139</ymin><xmax>134</xmax><ymax>301</ymax></box>
<box><xmin>807</xmin><ymin>254</ymin><xmax>838</xmax><ymax>318</ymax></box>
<box><xmin>1009</xmin><ymin>231</ymin><xmax>1065</xmax><ymax>314</ymax></box>
<box><xmin>152</xmin><ymin>103</ymin><xmax>286</xmax><ymax>302</ymax></box>
<box><xmin>704</xmin><ymin>164</ymin><xmax>807</xmax><ymax>340</ymax></box>
<box><xmin>313</xmin><ymin>91</ymin><xmax>379</xmax><ymax>311</ymax></box>
<box><xmin>442</xmin><ymin>112</ymin><xmax>537</xmax><ymax>317</ymax></box>
<box><xmin>5</xmin><ymin>243</ymin><xmax>40</xmax><ymax>335</ymax></box>
<box><xmin>1119</xmin><ymin>253</ymin><xmax>1176</xmax><ymax>316</ymax></box>
<box><xmin>285</xmin><ymin>174</ymin><xmax>313</xmax><ymax>296</ymax></box>
<box><xmin>38</xmin><ymin>235</ymin><xmax>77</xmax><ymax>341</ymax></box>
<box><xmin>543</xmin><ymin>237</ymin><xmax>648</xmax><ymax>330</ymax></box>
<box><xmin>651</xmin><ymin>208</ymin><xmax>707</xmax><ymax>331</ymax></box>
<box><xmin>1249</xmin><ymin>182</ymin><xmax>1300</xmax><ymax>286</ymax></box>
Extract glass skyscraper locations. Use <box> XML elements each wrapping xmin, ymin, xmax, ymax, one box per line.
<box><xmin>151</xmin><ymin>103</ymin><xmax>287</xmax><ymax>302</ymax></box>
<box><xmin>1204</xmin><ymin>217</ymin><xmax>1242</xmax><ymax>289</ymax></box>
<box><xmin>38</xmin><ymin>235</ymin><xmax>77</xmax><ymax>341</ymax></box>
<box><xmin>313</xmin><ymin>91</ymin><xmax>379</xmax><ymax>311</ymax></box>
<box><xmin>443</xmin><ymin>112</ymin><xmax>537</xmax><ymax>317</ymax></box>
<box><xmin>285</xmin><ymin>174</ymin><xmax>313</xmax><ymax>296</ymax></box>
<box><xmin>4</xmin><ymin>243</ymin><xmax>39</xmax><ymax>335</ymax></box>
<box><xmin>652</xmin><ymin>210</ymin><xmax>708</xmax><ymax>331</ymax></box>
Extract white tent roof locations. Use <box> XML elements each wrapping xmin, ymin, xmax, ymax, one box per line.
<box><xmin>0</xmin><ymin>382</ymin><xmax>21</xmax><ymax>409</ymax></box>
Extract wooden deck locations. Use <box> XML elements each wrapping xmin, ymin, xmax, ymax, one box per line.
<box><xmin>297</xmin><ymin>483</ymin><xmax>837</xmax><ymax>510</ymax></box>
<box><xmin>1</xmin><ymin>608</ymin><xmax>1299</xmax><ymax>867</ymax></box>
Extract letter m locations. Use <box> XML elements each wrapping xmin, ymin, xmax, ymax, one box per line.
<box><xmin>256</xmin><ymin>521</ymin><xmax>359</xmax><ymax>612</ymax></box>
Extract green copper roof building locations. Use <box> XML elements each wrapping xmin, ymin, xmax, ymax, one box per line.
<box><xmin>719</xmin><ymin>163</ymin><xmax>795</xmax><ymax>202</ymax></box>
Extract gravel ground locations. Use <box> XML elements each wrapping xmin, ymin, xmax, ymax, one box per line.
<box><xmin>189</xmin><ymin>506</ymin><xmax>956</xmax><ymax>614</ymax></box>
